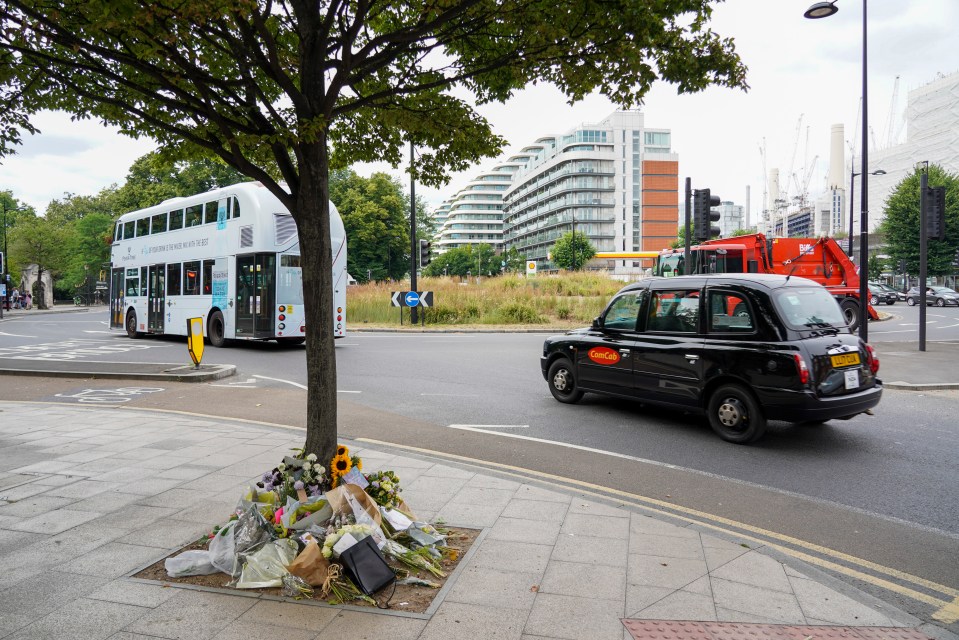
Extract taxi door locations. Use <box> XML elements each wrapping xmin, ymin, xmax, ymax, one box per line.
<box><xmin>631</xmin><ymin>285</ymin><xmax>706</xmax><ymax>407</ymax></box>
<box><xmin>576</xmin><ymin>290</ymin><xmax>645</xmax><ymax>397</ymax></box>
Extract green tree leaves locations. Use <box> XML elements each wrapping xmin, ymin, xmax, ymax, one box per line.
<box><xmin>879</xmin><ymin>165</ymin><xmax>959</xmax><ymax>276</ymax></box>
<box><xmin>551</xmin><ymin>232</ymin><xmax>596</xmax><ymax>271</ymax></box>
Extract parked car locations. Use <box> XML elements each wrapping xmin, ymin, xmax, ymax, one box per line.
<box><xmin>868</xmin><ymin>282</ymin><xmax>898</xmax><ymax>305</ymax></box>
<box><xmin>904</xmin><ymin>286</ymin><xmax>959</xmax><ymax>307</ymax></box>
<box><xmin>541</xmin><ymin>274</ymin><xmax>882</xmax><ymax>444</ymax></box>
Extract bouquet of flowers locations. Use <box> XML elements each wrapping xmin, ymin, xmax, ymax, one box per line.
<box><xmin>329</xmin><ymin>444</ymin><xmax>363</xmax><ymax>488</ymax></box>
<box><xmin>258</xmin><ymin>448</ymin><xmax>329</xmax><ymax>500</ymax></box>
<box><xmin>322</xmin><ymin>523</ymin><xmax>375</xmax><ymax>559</ymax></box>
<box><xmin>364</xmin><ymin>470</ymin><xmax>402</xmax><ymax>509</ymax></box>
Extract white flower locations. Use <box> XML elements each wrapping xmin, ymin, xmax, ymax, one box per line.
<box><xmin>314</xmin><ymin>464</ymin><xmax>325</xmax><ymax>474</ymax></box>
<box><xmin>306</xmin><ymin>453</ymin><xmax>318</xmax><ymax>462</ymax></box>
<box><xmin>278</xmin><ymin>463</ymin><xmax>287</xmax><ymax>472</ymax></box>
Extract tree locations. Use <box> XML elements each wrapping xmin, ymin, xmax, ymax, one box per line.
<box><xmin>0</xmin><ymin>191</ymin><xmax>37</xmax><ymax>286</ymax></box>
<box><xmin>9</xmin><ymin>216</ymin><xmax>70</xmax><ymax>308</ymax></box>
<box><xmin>329</xmin><ymin>170</ymin><xmax>410</xmax><ymax>282</ymax></box>
<box><xmin>1</xmin><ymin>1</ymin><xmax>746</xmax><ymax>463</ymax></box>
<box><xmin>867</xmin><ymin>253</ymin><xmax>884</xmax><ymax>282</ymax></box>
<box><xmin>423</xmin><ymin>243</ymin><xmax>498</xmax><ymax>277</ymax></box>
<box><xmin>879</xmin><ymin>165</ymin><xmax>959</xmax><ymax>277</ymax></box>
<box><xmin>552</xmin><ymin>232</ymin><xmax>596</xmax><ymax>271</ymax></box>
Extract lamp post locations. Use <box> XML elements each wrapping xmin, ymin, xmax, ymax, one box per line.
<box><xmin>806</xmin><ymin>0</ymin><xmax>872</xmax><ymax>341</ymax></box>
<box><xmin>847</xmin><ymin>168</ymin><xmax>885</xmax><ymax>256</ymax></box>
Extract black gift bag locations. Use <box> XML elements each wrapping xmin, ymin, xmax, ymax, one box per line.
<box><xmin>339</xmin><ymin>536</ymin><xmax>396</xmax><ymax>597</ymax></box>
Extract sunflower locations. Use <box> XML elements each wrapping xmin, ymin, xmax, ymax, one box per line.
<box><xmin>336</xmin><ymin>445</ymin><xmax>349</xmax><ymax>457</ymax></box>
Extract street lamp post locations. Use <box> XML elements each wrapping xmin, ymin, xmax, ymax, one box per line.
<box><xmin>806</xmin><ymin>0</ymin><xmax>873</xmax><ymax>341</ymax></box>
<box><xmin>847</xmin><ymin>168</ymin><xmax>885</xmax><ymax>257</ymax></box>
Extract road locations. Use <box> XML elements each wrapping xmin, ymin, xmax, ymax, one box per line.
<box><xmin>1</xmin><ymin>307</ymin><xmax>958</xmax><ymax>629</ymax></box>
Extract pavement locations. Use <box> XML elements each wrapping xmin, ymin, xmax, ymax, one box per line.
<box><xmin>1</xmin><ymin>305</ymin><xmax>958</xmax><ymax>640</ymax></box>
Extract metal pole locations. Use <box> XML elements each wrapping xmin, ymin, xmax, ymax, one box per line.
<box><xmin>919</xmin><ymin>168</ymin><xmax>927</xmax><ymax>352</ymax></box>
<box><xmin>409</xmin><ymin>141</ymin><xmax>418</xmax><ymax>325</ymax></box>
<box><xmin>571</xmin><ymin>211</ymin><xmax>575</xmax><ymax>271</ymax></box>
<box><xmin>683</xmin><ymin>177</ymin><xmax>691</xmax><ymax>273</ymax></box>
<box><xmin>848</xmin><ymin>171</ymin><xmax>857</xmax><ymax>257</ymax></box>
<box><xmin>858</xmin><ymin>0</ymin><xmax>869</xmax><ymax>343</ymax></box>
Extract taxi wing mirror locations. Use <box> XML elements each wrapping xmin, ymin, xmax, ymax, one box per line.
<box><xmin>592</xmin><ymin>316</ymin><xmax>603</xmax><ymax>329</ymax></box>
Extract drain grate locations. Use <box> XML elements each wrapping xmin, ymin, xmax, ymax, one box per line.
<box><xmin>622</xmin><ymin>620</ymin><xmax>933</xmax><ymax>640</ymax></box>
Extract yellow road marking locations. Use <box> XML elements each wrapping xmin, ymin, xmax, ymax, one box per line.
<box><xmin>933</xmin><ymin>596</ymin><xmax>959</xmax><ymax>624</ymax></box>
<box><xmin>358</xmin><ymin>437</ymin><xmax>957</xmax><ymax>607</ymax></box>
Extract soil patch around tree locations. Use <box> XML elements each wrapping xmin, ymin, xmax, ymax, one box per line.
<box><xmin>133</xmin><ymin>525</ymin><xmax>481</xmax><ymax>614</ymax></box>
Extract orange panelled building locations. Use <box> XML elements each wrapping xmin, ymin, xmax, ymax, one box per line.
<box><xmin>641</xmin><ymin>160</ymin><xmax>680</xmax><ymax>253</ymax></box>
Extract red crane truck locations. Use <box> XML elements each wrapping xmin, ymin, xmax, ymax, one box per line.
<box><xmin>655</xmin><ymin>233</ymin><xmax>878</xmax><ymax>331</ymax></box>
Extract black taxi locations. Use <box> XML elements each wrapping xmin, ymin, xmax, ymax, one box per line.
<box><xmin>541</xmin><ymin>274</ymin><xmax>882</xmax><ymax>444</ymax></box>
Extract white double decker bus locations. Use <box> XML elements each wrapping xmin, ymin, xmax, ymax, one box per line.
<box><xmin>109</xmin><ymin>182</ymin><xmax>347</xmax><ymax>346</ymax></box>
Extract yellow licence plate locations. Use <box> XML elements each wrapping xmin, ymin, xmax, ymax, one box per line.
<box><xmin>831</xmin><ymin>353</ymin><xmax>861</xmax><ymax>368</ymax></box>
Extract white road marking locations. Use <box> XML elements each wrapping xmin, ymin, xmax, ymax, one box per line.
<box><xmin>252</xmin><ymin>374</ymin><xmax>306</xmax><ymax>390</ymax></box>
<box><xmin>421</xmin><ymin>393</ymin><xmax>479</xmax><ymax>397</ymax></box>
<box><xmin>449</xmin><ymin>424</ymin><xmax>529</xmax><ymax>429</ymax></box>
<box><xmin>0</xmin><ymin>331</ymin><xmax>35</xmax><ymax>337</ymax></box>
<box><xmin>337</xmin><ymin>390</ymin><xmax>362</xmax><ymax>394</ymax></box>
<box><xmin>209</xmin><ymin>378</ymin><xmax>258</xmax><ymax>388</ymax></box>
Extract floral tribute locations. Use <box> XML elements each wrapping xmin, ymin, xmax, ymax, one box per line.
<box><xmin>163</xmin><ymin>442</ymin><xmax>456</xmax><ymax>608</ymax></box>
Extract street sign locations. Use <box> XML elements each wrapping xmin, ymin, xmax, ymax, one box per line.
<box><xmin>186</xmin><ymin>317</ymin><xmax>204</xmax><ymax>367</ymax></box>
<box><xmin>526</xmin><ymin>260</ymin><xmax>537</xmax><ymax>276</ymax></box>
<box><xmin>391</xmin><ymin>291</ymin><xmax>434</xmax><ymax>307</ymax></box>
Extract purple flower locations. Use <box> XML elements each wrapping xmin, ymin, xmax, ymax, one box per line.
<box><xmin>294</xmin><ymin>480</ymin><xmax>304</xmax><ymax>490</ymax></box>
<box><xmin>264</xmin><ymin>482</ymin><xmax>274</xmax><ymax>491</ymax></box>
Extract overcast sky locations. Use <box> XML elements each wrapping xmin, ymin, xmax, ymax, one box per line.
<box><xmin>3</xmin><ymin>0</ymin><xmax>957</xmax><ymax>223</ymax></box>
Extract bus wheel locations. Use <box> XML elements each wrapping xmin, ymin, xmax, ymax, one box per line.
<box><xmin>126</xmin><ymin>310</ymin><xmax>141</xmax><ymax>339</ymax></box>
<box><xmin>278</xmin><ymin>337</ymin><xmax>305</xmax><ymax>346</ymax></box>
<box><xmin>208</xmin><ymin>310</ymin><xmax>226</xmax><ymax>347</ymax></box>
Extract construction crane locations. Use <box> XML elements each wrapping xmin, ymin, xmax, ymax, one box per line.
<box><xmin>884</xmin><ymin>75</ymin><xmax>905</xmax><ymax>148</ymax></box>
<box><xmin>759</xmin><ymin>139</ymin><xmax>768</xmax><ymax>233</ymax></box>
<box><xmin>782</xmin><ymin>114</ymin><xmax>804</xmax><ymax>205</ymax></box>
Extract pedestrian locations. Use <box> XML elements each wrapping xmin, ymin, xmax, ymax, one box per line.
<box><xmin>24</xmin><ymin>291</ymin><xmax>32</xmax><ymax>310</ymax></box>
<box><xmin>11</xmin><ymin>288</ymin><xmax>19</xmax><ymax>309</ymax></box>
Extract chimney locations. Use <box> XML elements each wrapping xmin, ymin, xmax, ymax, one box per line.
<box><xmin>829</xmin><ymin>124</ymin><xmax>844</xmax><ymax>190</ymax></box>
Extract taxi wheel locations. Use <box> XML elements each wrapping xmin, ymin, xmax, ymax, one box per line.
<box><xmin>548</xmin><ymin>359</ymin><xmax>583</xmax><ymax>404</ymax></box>
<box><xmin>208</xmin><ymin>310</ymin><xmax>226</xmax><ymax>347</ymax></box>
<box><xmin>707</xmin><ymin>384</ymin><xmax>766</xmax><ymax>444</ymax></box>
<box><xmin>125</xmin><ymin>310</ymin><xmax>141</xmax><ymax>339</ymax></box>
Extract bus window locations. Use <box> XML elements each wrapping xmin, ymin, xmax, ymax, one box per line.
<box><xmin>114</xmin><ymin>225</ymin><xmax>122</xmax><ymax>242</ymax></box>
<box><xmin>202</xmin><ymin>260</ymin><xmax>214</xmax><ymax>294</ymax></box>
<box><xmin>184</xmin><ymin>261</ymin><xmax>201</xmax><ymax>295</ymax></box>
<box><xmin>136</xmin><ymin>218</ymin><xmax>150</xmax><ymax>237</ymax></box>
<box><xmin>185</xmin><ymin>205</ymin><xmax>202</xmax><ymax>227</ymax></box>
<box><xmin>166</xmin><ymin>263</ymin><xmax>182</xmax><ymax>296</ymax></box>
<box><xmin>123</xmin><ymin>221</ymin><xmax>135</xmax><ymax>240</ymax></box>
<box><xmin>151</xmin><ymin>212</ymin><xmax>168</xmax><ymax>235</ymax></box>
<box><xmin>125</xmin><ymin>268</ymin><xmax>139</xmax><ymax>296</ymax></box>
<box><xmin>204</xmin><ymin>201</ymin><xmax>219</xmax><ymax>224</ymax></box>
<box><xmin>232</xmin><ymin>196</ymin><xmax>240</xmax><ymax>218</ymax></box>
<box><xmin>169</xmin><ymin>208</ymin><xmax>184</xmax><ymax>230</ymax></box>
<box><xmin>140</xmin><ymin>266</ymin><xmax>148</xmax><ymax>296</ymax></box>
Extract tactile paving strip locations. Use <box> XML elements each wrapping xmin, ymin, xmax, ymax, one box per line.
<box><xmin>622</xmin><ymin>620</ymin><xmax>933</xmax><ymax>640</ymax></box>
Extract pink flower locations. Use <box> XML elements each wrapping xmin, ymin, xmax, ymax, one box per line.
<box><xmin>274</xmin><ymin>507</ymin><xmax>284</xmax><ymax>524</ymax></box>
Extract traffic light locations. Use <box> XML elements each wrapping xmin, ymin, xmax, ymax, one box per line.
<box><xmin>419</xmin><ymin>239</ymin><xmax>432</xmax><ymax>267</ymax></box>
<box><xmin>924</xmin><ymin>185</ymin><xmax>946</xmax><ymax>241</ymax></box>
<box><xmin>693</xmin><ymin>188</ymin><xmax>721</xmax><ymax>242</ymax></box>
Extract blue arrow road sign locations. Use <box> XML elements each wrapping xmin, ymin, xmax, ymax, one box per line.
<box><xmin>404</xmin><ymin>291</ymin><xmax>420</xmax><ymax>307</ymax></box>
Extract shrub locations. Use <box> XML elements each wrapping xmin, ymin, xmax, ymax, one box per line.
<box><xmin>496</xmin><ymin>303</ymin><xmax>543</xmax><ymax>324</ymax></box>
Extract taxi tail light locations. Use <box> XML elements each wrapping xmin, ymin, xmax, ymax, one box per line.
<box><xmin>865</xmin><ymin>344</ymin><xmax>879</xmax><ymax>374</ymax></box>
<box><xmin>793</xmin><ymin>353</ymin><xmax>809</xmax><ymax>385</ymax></box>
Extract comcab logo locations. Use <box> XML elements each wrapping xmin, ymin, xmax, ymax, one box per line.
<box><xmin>587</xmin><ymin>346</ymin><xmax>621</xmax><ymax>365</ymax></box>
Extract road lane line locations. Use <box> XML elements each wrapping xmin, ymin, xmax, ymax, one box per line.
<box><xmin>933</xmin><ymin>596</ymin><xmax>959</xmax><ymax>624</ymax></box>
<box><xmin>449</xmin><ymin>424</ymin><xmax>529</xmax><ymax>429</ymax></box>
<box><xmin>251</xmin><ymin>374</ymin><xmax>306</xmax><ymax>390</ymax></box>
<box><xmin>357</xmin><ymin>437</ymin><xmax>959</xmax><ymax>605</ymax></box>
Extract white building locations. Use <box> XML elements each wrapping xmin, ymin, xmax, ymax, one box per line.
<box><xmin>867</xmin><ymin>71</ymin><xmax>959</xmax><ymax>230</ymax></box>
<box><xmin>502</xmin><ymin>110</ymin><xmax>679</xmax><ymax>273</ymax></box>
<box><xmin>433</xmin><ymin>159</ymin><xmax>523</xmax><ymax>254</ymax></box>
<box><xmin>717</xmin><ymin>201</ymin><xmax>746</xmax><ymax>237</ymax></box>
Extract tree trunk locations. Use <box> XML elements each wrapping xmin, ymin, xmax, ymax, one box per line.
<box><xmin>296</xmin><ymin>136</ymin><xmax>338</xmax><ymax>467</ymax></box>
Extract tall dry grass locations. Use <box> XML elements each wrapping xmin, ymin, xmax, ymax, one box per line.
<box><xmin>346</xmin><ymin>272</ymin><xmax>629</xmax><ymax>327</ymax></box>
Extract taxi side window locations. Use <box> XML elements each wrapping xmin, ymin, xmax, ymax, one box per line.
<box><xmin>603</xmin><ymin>292</ymin><xmax>643</xmax><ymax>331</ymax></box>
<box><xmin>647</xmin><ymin>290</ymin><xmax>700</xmax><ymax>333</ymax></box>
<box><xmin>708</xmin><ymin>291</ymin><xmax>754</xmax><ymax>332</ymax></box>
